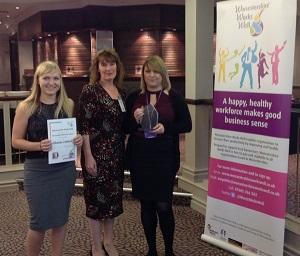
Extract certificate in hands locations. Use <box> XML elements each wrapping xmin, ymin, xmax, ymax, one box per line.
<box><xmin>47</xmin><ymin>118</ymin><xmax>77</xmax><ymax>164</ymax></box>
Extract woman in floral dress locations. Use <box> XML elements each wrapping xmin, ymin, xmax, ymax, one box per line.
<box><xmin>78</xmin><ymin>49</ymin><xmax>125</xmax><ymax>256</ymax></box>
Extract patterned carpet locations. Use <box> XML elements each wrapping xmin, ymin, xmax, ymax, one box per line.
<box><xmin>1</xmin><ymin>152</ymin><xmax>299</xmax><ymax>255</ymax></box>
<box><xmin>0</xmin><ymin>190</ymin><xmax>231</xmax><ymax>256</ymax></box>
<box><xmin>287</xmin><ymin>154</ymin><xmax>300</xmax><ymax>217</ymax></box>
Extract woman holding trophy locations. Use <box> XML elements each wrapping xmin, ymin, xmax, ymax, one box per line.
<box><xmin>125</xmin><ymin>55</ymin><xmax>192</xmax><ymax>256</ymax></box>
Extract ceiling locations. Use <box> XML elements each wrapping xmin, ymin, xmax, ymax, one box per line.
<box><xmin>0</xmin><ymin>0</ymin><xmax>185</xmax><ymax>37</ymax></box>
<box><xmin>0</xmin><ymin>0</ymin><xmax>298</xmax><ymax>38</ymax></box>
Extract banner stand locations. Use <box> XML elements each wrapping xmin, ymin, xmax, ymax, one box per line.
<box><xmin>201</xmin><ymin>234</ymin><xmax>257</xmax><ymax>256</ymax></box>
<box><xmin>202</xmin><ymin>0</ymin><xmax>297</xmax><ymax>255</ymax></box>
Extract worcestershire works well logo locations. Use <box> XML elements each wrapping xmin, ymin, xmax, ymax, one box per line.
<box><xmin>235</xmin><ymin>2</ymin><xmax>270</xmax><ymax>36</ymax></box>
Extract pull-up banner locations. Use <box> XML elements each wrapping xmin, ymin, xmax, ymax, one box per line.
<box><xmin>201</xmin><ymin>0</ymin><xmax>296</xmax><ymax>255</ymax></box>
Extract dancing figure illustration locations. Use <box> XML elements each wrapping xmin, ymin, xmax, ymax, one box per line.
<box><xmin>240</xmin><ymin>41</ymin><xmax>258</xmax><ymax>89</ymax></box>
<box><xmin>218</xmin><ymin>48</ymin><xmax>229</xmax><ymax>83</ymax></box>
<box><xmin>228</xmin><ymin>46</ymin><xmax>245</xmax><ymax>80</ymax></box>
<box><xmin>267</xmin><ymin>40</ymin><xmax>287</xmax><ymax>85</ymax></box>
<box><xmin>257</xmin><ymin>50</ymin><xmax>269</xmax><ymax>88</ymax></box>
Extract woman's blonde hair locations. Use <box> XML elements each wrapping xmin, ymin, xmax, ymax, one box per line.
<box><xmin>24</xmin><ymin>61</ymin><xmax>73</xmax><ymax>118</ymax></box>
<box><xmin>89</xmin><ymin>49</ymin><xmax>125</xmax><ymax>89</ymax></box>
<box><xmin>140</xmin><ymin>55</ymin><xmax>171</xmax><ymax>93</ymax></box>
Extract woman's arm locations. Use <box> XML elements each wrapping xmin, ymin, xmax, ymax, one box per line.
<box><xmin>68</xmin><ymin>98</ymin><xmax>75</xmax><ymax>116</ymax></box>
<box><xmin>124</xmin><ymin>90</ymin><xmax>141</xmax><ymax>134</ymax></box>
<box><xmin>162</xmin><ymin>91</ymin><xmax>192</xmax><ymax>135</ymax></box>
<box><xmin>82</xmin><ymin>135</ymin><xmax>97</xmax><ymax>176</ymax></box>
<box><xmin>77</xmin><ymin>86</ymin><xmax>97</xmax><ymax>176</ymax></box>
<box><xmin>12</xmin><ymin>102</ymin><xmax>50</xmax><ymax>151</ymax></box>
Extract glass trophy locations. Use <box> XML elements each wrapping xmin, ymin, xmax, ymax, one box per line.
<box><xmin>140</xmin><ymin>104</ymin><xmax>159</xmax><ymax>138</ymax></box>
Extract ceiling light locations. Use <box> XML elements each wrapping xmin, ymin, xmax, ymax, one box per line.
<box><xmin>6</xmin><ymin>14</ymin><xmax>10</xmax><ymax>18</ymax></box>
<box><xmin>0</xmin><ymin>21</ymin><xmax>2</xmax><ymax>25</ymax></box>
<box><xmin>5</xmin><ymin>24</ymin><xmax>9</xmax><ymax>29</ymax></box>
<box><xmin>16</xmin><ymin>6</ymin><xmax>20</xmax><ymax>10</ymax></box>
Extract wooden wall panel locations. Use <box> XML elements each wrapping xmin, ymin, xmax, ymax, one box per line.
<box><xmin>114</xmin><ymin>30</ymin><xmax>160</xmax><ymax>77</ymax></box>
<box><xmin>18</xmin><ymin>12</ymin><xmax>42</xmax><ymax>41</ymax></box>
<box><xmin>114</xmin><ymin>30</ymin><xmax>185</xmax><ymax>77</ymax></box>
<box><xmin>90</xmin><ymin>31</ymin><xmax>96</xmax><ymax>60</ymax></box>
<box><xmin>42</xmin><ymin>9</ymin><xmax>83</xmax><ymax>32</ymax></box>
<box><xmin>41</xmin><ymin>6</ymin><xmax>113</xmax><ymax>33</ymax></box>
<box><xmin>44</xmin><ymin>36</ymin><xmax>56</xmax><ymax>61</ymax></box>
<box><xmin>161</xmin><ymin>31</ymin><xmax>185</xmax><ymax>76</ymax></box>
<box><xmin>83</xmin><ymin>6</ymin><xmax>112</xmax><ymax>30</ymax></box>
<box><xmin>35</xmin><ymin>40</ymin><xmax>46</xmax><ymax>66</ymax></box>
<box><xmin>58</xmin><ymin>31</ymin><xmax>91</xmax><ymax>76</ymax></box>
<box><xmin>160</xmin><ymin>5</ymin><xmax>185</xmax><ymax>30</ymax></box>
<box><xmin>113</xmin><ymin>6</ymin><xmax>160</xmax><ymax>30</ymax></box>
<box><xmin>33</xmin><ymin>36</ymin><xmax>56</xmax><ymax>68</ymax></box>
<box><xmin>26</xmin><ymin>5</ymin><xmax>185</xmax><ymax>79</ymax></box>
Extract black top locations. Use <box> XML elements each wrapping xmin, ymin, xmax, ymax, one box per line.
<box><xmin>125</xmin><ymin>89</ymin><xmax>192</xmax><ymax>171</ymax></box>
<box><xmin>26</xmin><ymin>103</ymin><xmax>67</xmax><ymax>159</ymax></box>
<box><xmin>131</xmin><ymin>89</ymin><xmax>175</xmax><ymax>137</ymax></box>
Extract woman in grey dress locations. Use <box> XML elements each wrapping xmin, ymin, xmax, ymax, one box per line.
<box><xmin>11</xmin><ymin>61</ymin><xmax>82</xmax><ymax>256</ymax></box>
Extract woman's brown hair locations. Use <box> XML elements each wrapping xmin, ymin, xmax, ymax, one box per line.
<box><xmin>89</xmin><ymin>49</ymin><xmax>125</xmax><ymax>89</ymax></box>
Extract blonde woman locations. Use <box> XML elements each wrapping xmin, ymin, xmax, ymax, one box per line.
<box><xmin>78</xmin><ymin>49</ymin><xmax>125</xmax><ymax>256</ymax></box>
<box><xmin>125</xmin><ymin>55</ymin><xmax>192</xmax><ymax>256</ymax></box>
<box><xmin>12</xmin><ymin>61</ymin><xmax>82</xmax><ymax>256</ymax></box>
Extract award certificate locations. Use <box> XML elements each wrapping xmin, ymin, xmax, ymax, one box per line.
<box><xmin>47</xmin><ymin>118</ymin><xmax>77</xmax><ymax>164</ymax></box>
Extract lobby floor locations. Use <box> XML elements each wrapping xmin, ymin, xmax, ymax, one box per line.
<box><xmin>0</xmin><ymin>190</ymin><xmax>231</xmax><ymax>256</ymax></box>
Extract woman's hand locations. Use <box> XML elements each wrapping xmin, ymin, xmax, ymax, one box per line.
<box><xmin>73</xmin><ymin>134</ymin><xmax>83</xmax><ymax>147</ymax></box>
<box><xmin>133</xmin><ymin>106</ymin><xmax>144</xmax><ymax>124</ymax></box>
<box><xmin>152</xmin><ymin>123</ymin><xmax>165</xmax><ymax>134</ymax></box>
<box><xmin>40</xmin><ymin>139</ymin><xmax>52</xmax><ymax>152</ymax></box>
<box><xmin>85</xmin><ymin>155</ymin><xmax>97</xmax><ymax>176</ymax></box>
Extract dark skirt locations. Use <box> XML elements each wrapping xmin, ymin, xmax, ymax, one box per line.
<box><xmin>24</xmin><ymin>158</ymin><xmax>76</xmax><ymax>231</ymax></box>
<box><xmin>129</xmin><ymin>135</ymin><xmax>176</xmax><ymax>202</ymax></box>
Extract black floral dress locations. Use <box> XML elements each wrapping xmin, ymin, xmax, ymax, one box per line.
<box><xmin>78</xmin><ymin>84</ymin><xmax>125</xmax><ymax>219</ymax></box>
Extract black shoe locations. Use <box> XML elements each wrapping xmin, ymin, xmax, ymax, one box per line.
<box><xmin>89</xmin><ymin>246</ymin><xmax>108</xmax><ymax>256</ymax></box>
<box><xmin>165</xmin><ymin>251</ymin><xmax>175</xmax><ymax>256</ymax></box>
<box><xmin>103</xmin><ymin>246</ymin><xmax>109</xmax><ymax>256</ymax></box>
<box><xmin>146</xmin><ymin>250</ymin><xmax>158</xmax><ymax>256</ymax></box>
